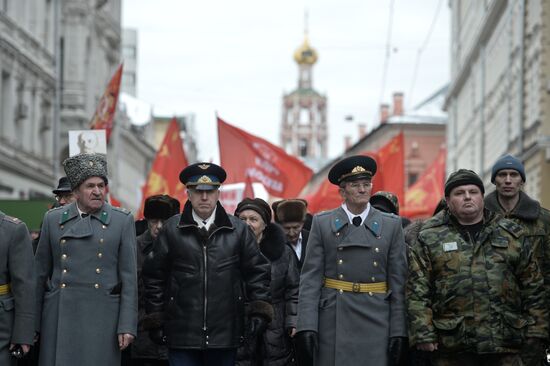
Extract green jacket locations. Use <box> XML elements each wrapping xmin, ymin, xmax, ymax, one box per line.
<box><xmin>407</xmin><ymin>209</ymin><xmax>548</xmax><ymax>354</ymax></box>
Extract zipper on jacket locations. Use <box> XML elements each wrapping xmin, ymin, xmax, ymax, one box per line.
<box><xmin>202</xmin><ymin>242</ymin><xmax>208</xmax><ymax>346</ymax></box>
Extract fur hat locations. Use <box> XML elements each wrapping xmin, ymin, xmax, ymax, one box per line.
<box><xmin>276</xmin><ymin>199</ymin><xmax>308</xmax><ymax>223</ymax></box>
<box><xmin>144</xmin><ymin>195</ymin><xmax>180</xmax><ymax>220</ymax></box>
<box><xmin>235</xmin><ymin>198</ymin><xmax>272</xmax><ymax>224</ymax></box>
<box><xmin>63</xmin><ymin>153</ymin><xmax>108</xmax><ymax>190</ymax></box>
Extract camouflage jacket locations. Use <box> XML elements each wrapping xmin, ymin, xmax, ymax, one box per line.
<box><xmin>407</xmin><ymin>209</ymin><xmax>548</xmax><ymax>354</ymax></box>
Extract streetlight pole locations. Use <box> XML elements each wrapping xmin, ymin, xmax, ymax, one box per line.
<box><xmin>52</xmin><ymin>0</ymin><xmax>62</xmax><ymax>179</ymax></box>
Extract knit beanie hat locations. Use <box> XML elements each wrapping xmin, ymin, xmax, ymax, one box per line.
<box><xmin>490</xmin><ymin>154</ymin><xmax>526</xmax><ymax>183</ymax></box>
<box><xmin>444</xmin><ymin>169</ymin><xmax>485</xmax><ymax>197</ymax></box>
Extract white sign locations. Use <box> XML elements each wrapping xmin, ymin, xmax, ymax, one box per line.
<box><xmin>68</xmin><ymin>130</ymin><xmax>107</xmax><ymax>157</ymax></box>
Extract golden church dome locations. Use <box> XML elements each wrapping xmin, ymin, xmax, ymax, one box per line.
<box><xmin>293</xmin><ymin>36</ymin><xmax>318</xmax><ymax>65</ymax></box>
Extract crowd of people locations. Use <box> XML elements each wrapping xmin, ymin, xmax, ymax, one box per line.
<box><xmin>0</xmin><ymin>152</ymin><xmax>549</xmax><ymax>366</ymax></box>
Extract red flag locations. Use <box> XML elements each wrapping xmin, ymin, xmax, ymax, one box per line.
<box><xmin>243</xmin><ymin>174</ymin><xmax>255</xmax><ymax>199</ymax></box>
<box><xmin>218</xmin><ymin>117</ymin><xmax>313</xmax><ymax>198</ymax></box>
<box><xmin>109</xmin><ymin>194</ymin><xmax>122</xmax><ymax>208</ymax></box>
<box><xmin>137</xmin><ymin>118</ymin><xmax>188</xmax><ymax>218</ymax></box>
<box><xmin>402</xmin><ymin>147</ymin><xmax>446</xmax><ymax>218</ymax></box>
<box><xmin>89</xmin><ymin>63</ymin><xmax>123</xmax><ymax>143</ymax></box>
<box><xmin>374</xmin><ymin>132</ymin><xmax>405</xmax><ymax>205</ymax></box>
<box><xmin>303</xmin><ymin>152</ymin><xmax>382</xmax><ymax>213</ymax></box>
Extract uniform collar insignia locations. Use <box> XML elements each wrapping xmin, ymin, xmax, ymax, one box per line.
<box><xmin>366</xmin><ymin>220</ymin><xmax>381</xmax><ymax>238</ymax></box>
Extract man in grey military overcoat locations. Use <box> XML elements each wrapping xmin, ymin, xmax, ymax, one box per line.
<box><xmin>35</xmin><ymin>153</ymin><xmax>138</xmax><ymax>366</ymax></box>
<box><xmin>295</xmin><ymin>155</ymin><xmax>408</xmax><ymax>366</ymax></box>
<box><xmin>0</xmin><ymin>212</ymin><xmax>34</xmax><ymax>365</ymax></box>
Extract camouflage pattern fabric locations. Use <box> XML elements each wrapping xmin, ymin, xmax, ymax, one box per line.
<box><xmin>431</xmin><ymin>352</ymin><xmax>523</xmax><ymax>366</ymax></box>
<box><xmin>407</xmin><ymin>209</ymin><xmax>548</xmax><ymax>354</ymax></box>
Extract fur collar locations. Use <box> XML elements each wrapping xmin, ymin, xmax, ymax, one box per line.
<box><xmin>258</xmin><ymin>223</ymin><xmax>287</xmax><ymax>261</ymax></box>
<box><xmin>178</xmin><ymin>200</ymin><xmax>233</xmax><ymax>231</ymax></box>
<box><xmin>485</xmin><ymin>190</ymin><xmax>540</xmax><ymax>221</ymax></box>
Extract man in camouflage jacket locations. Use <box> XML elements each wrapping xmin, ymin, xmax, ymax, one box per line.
<box><xmin>407</xmin><ymin>169</ymin><xmax>548</xmax><ymax>366</ymax></box>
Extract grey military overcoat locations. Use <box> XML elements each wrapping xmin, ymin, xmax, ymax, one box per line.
<box><xmin>297</xmin><ymin>206</ymin><xmax>407</xmax><ymax>366</ymax></box>
<box><xmin>0</xmin><ymin>212</ymin><xmax>34</xmax><ymax>366</ymax></box>
<box><xmin>35</xmin><ymin>202</ymin><xmax>138</xmax><ymax>366</ymax></box>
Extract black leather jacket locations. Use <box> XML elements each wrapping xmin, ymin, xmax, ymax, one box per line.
<box><xmin>143</xmin><ymin>201</ymin><xmax>272</xmax><ymax>350</ymax></box>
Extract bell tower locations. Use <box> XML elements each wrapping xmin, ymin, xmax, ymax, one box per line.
<box><xmin>281</xmin><ymin>20</ymin><xmax>328</xmax><ymax>171</ymax></box>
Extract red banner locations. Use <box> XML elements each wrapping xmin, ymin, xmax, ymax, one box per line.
<box><xmin>218</xmin><ymin>117</ymin><xmax>313</xmax><ymax>198</ymax></box>
<box><xmin>374</xmin><ymin>132</ymin><xmax>405</xmax><ymax>205</ymax></box>
<box><xmin>401</xmin><ymin>147</ymin><xmax>446</xmax><ymax>218</ymax></box>
<box><xmin>137</xmin><ymin>118</ymin><xmax>188</xmax><ymax>218</ymax></box>
<box><xmin>89</xmin><ymin>63</ymin><xmax>123</xmax><ymax>143</ymax></box>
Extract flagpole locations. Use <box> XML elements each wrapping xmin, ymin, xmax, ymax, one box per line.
<box><xmin>52</xmin><ymin>0</ymin><xmax>62</xmax><ymax>179</ymax></box>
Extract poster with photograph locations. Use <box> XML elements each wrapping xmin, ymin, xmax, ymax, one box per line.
<box><xmin>68</xmin><ymin>130</ymin><xmax>107</xmax><ymax>157</ymax></box>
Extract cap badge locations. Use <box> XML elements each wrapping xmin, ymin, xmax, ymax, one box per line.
<box><xmin>351</xmin><ymin>166</ymin><xmax>366</xmax><ymax>173</ymax></box>
<box><xmin>198</xmin><ymin>164</ymin><xmax>210</xmax><ymax>170</ymax></box>
<box><xmin>89</xmin><ymin>161</ymin><xmax>94</xmax><ymax>167</ymax></box>
<box><xmin>198</xmin><ymin>175</ymin><xmax>212</xmax><ymax>183</ymax></box>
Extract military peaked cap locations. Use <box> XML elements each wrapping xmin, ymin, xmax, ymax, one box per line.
<box><xmin>179</xmin><ymin>162</ymin><xmax>227</xmax><ymax>190</ymax></box>
<box><xmin>63</xmin><ymin>153</ymin><xmax>108</xmax><ymax>190</ymax></box>
<box><xmin>328</xmin><ymin>155</ymin><xmax>377</xmax><ymax>185</ymax></box>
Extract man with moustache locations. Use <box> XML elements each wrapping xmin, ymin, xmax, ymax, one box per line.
<box><xmin>407</xmin><ymin>169</ymin><xmax>548</xmax><ymax>366</ymax></box>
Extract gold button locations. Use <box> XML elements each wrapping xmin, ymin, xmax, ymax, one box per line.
<box><xmin>369</xmin><ymin>291</ymin><xmax>373</xmax><ymax>296</ymax></box>
<box><xmin>338</xmin><ymin>247</ymin><xmax>343</xmax><ymax>251</ymax></box>
<box><xmin>61</xmin><ymin>239</ymin><xmax>66</xmax><ymax>244</ymax></box>
<box><xmin>102</xmin><ymin>225</ymin><xmax>106</xmax><ymax>229</ymax></box>
<box><xmin>61</xmin><ymin>254</ymin><xmax>67</xmax><ymax>260</ymax></box>
<box><xmin>60</xmin><ymin>225</ymin><xmax>64</xmax><ymax>229</ymax></box>
<box><xmin>96</xmin><ymin>268</ymin><xmax>101</xmax><ymax>274</ymax></box>
<box><xmin>98</xmin><ymin>253</ymin><xmax>103</xmax><ymax>258</ymax></box>
<box><xmin>94</xmin><ymin>284</ymin><xmax>100</xmax><ymax>289</ymax></box>
<box><xmin>371</xmin><ymin>277</ymin><xmax>376</xmax><ymax>282</ymax></box>
<box><xmin>63</xmin><ymin>269</ymin><xmax>67</xmax><ymax>274</ymax></box>
<box><xmin>100</xmin><ymin>238</ymin><xmax>104</xmax><ymax>243</ymax></box>
<box><xmin>338</xmin><ymin>289</ymin><xmax>343</xmax><ymax>294</ymax></box>
<box><xmin>61</xmin><ymin>283</ymin><xmax>66</xmax><ymax>288</ymax></box>
<box><xmin>338</xmin><ymin>259</ymin><xmax>343</xmax><ymax>265</ymax></box>
<box><xmin>338</xmin><ymin>274</ymin><xmax>344</xmax><ymax>279</ymax></box>
<box><xmin>373</xmin><ymin>261</ymin><xmax>378</xmax><ymax>267</ymax></box>
<box><xmin>375</xmin><ymin>247</ymin><xmax>380</xmax><ymax>252</ymax></box>
<box><xmin>336</xmin><ymin>232</ymin><xmax>340</xmax><ymax>237</ymax></box>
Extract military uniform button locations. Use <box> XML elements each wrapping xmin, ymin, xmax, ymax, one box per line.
<box><xmin>373</xmin><ymin>261</ymin><xmax>378</xmax><ymax>267</ymax></box>
<box><xmin>60</xmin><ymin>225</ymin><xmax>64</xmax><ymax>230</ymax></box>
<box><xmin>63</xmin><ymin>269</ymin><xmax>67</xmax><ymax>274</ymax></box>
<box><xmin>94</xmin><ymin>284</ymin><xmax>100</xmax><ymax>289</ymax></box>
<box><xmin>100</xmin><ymin>238</ymin><xmax>104</xmax><ymax>243</ymax></box>
<box><xmin>375</xmin><ymin>247</ymin><xmax>379</xmax><ymax>252</ymax></box>
<box><xmin>61</xmin><ymin>239</ymin><xmax>66</xmax><ymax>244</ymax></box>
<box><xmin>338</xmin><ymin>274</ymin><xmax>344</xmax><ymax>280</ymax></box>
<box><xmin>61</xmin><ymin>283</ymin><xmax>66</xmax><ymax>288</ymax></box>
<box><xmin>371</xmin><ymin>277</ymin><xmax>376</xmax><ymax>282</ymax></box>
<box><xmin>102</xmin><ymin>225</ymin><xmax>106</xmax><ymax>229</ymax></box>
<box><xmin>338</xmin><ymin>289</ymin><xmax>343</xmax><ymax>294</ymax></box>
<box><xmin>338</xmin><ymin>247</ymin><xmax>343</xmax><ymax>251</ymax></box>
<box><xmin>98</xmin><ymin>253</ymin><xmax>103</xmax><ymax>258</ymax></box>
<box><xmin>61</xmin><ymin>254</ymin><xmax>67</xmax><ymax>260</ymax></box>
<box><xmin>96</xmin><ymin>268</ymin><xmax>101</xmax><ymax>274</ymax></box>
<box><xmin>338</xmin><ymin>259</ymin><xmax>343</xmax><ymax>265</ymax></box>
<box><xmin>369</xmin><ymin>291</ymin><xmax>373</xmax><ymax>296</ymax></box>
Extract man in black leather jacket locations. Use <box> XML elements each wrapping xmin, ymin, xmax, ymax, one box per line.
<box><xmin>143</xmin><ymin>163</ymin><xmax>273</xmax><ymax>366</ymax></box>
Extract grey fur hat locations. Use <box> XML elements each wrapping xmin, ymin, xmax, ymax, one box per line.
<box><xmin>63</xmin><ymin>153</ymin><xmax>109</xmax><ymax>189</ymax></box>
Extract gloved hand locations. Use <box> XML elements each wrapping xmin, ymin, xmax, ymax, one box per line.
<box><xmin>521</xmin><ymin>337</ymin><xmax>545</xmax><ymax>366</ymax></box>
<box><xmin>247</xmin><ymin>315</ymin><xmax>268</xmax><ymax>340</ymax></box>
<box><xmin>294</xmin><ymin>330</ymin><xmax>317</xmax><ymax>366</ymax></box>
<box><xmin>148</xmin><ymin>328</ymin><xmax>166</xmax><ymax>346</ymax></box>
<box><xmin>388</xmin><ymin>336</ymin><xmax>408</xmax><ymax>366</ymax></box>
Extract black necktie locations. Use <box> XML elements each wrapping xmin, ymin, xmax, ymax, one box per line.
<box><xmin>352</xmin><ymin>216</ymin><xmax>362</xmax><ymax>227</ymax></box>
<box><xmin>81</xmin><ymin>213</ymin><xmax>89</xmax><ymax>218</ymax></box>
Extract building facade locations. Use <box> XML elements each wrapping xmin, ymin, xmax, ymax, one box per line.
<box><xmin>121</xmin><ymin>28</ymin><xmax>137</xmax><ymax>96</ymax></box>
<box><xmin>445</xmin><ymin>0</ymin><xmax>550</xmax><ymax>205</ymax></box>
<box><xmin>281</xmin><ymin>33</ymin><xmax>328</xmax><ymax>172</ymax></box>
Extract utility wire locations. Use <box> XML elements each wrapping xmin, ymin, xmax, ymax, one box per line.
<box><xmin>379</xmin><ymin>0</ymin><xmax>396</xmax><ymax>105</ymax></box>
<box><xmin>408</xmin><ymin>0</ymin><xmax>443</xmax><ymax>108</ymax></box>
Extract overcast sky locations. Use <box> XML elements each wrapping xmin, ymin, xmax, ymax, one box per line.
<box><xmin>122</xmin><ymin>0</ymin><xmax>449</xmax><ymax>162</ymax></box>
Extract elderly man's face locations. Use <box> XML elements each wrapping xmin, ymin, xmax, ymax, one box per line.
<box><xmin>148</xmin><ymin>219</ymin><xmax>164</xmax><ymax>239</ymax></box>
<box><xmin>446</xmin><ymin>184</ymin><xmax>484</xmax><ymax>224</ymax></box>
<box><xmin>494</xmin><ymin>169</ymin><xmax>523</xmax><ymax>199</ymax></box>
<box><xmin>187</xmin><ymin>188</ymin><xmax>220</xmax><ymax>220</ymax></box>
<box><xmin>281</xmin><ymin>222</ymin><xmax>304</xmax><ymax>245</ymax></box>
<box><xmin>74</xmin><ymin>176</ymin><xmax>106</xmax><ymax>213</ymax></box>
<box><xmin>339</xmin><ymin>179</ymin><xmax>372</xmax><ymax>210</ymax></box>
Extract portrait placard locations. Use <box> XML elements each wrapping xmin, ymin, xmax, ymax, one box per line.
<box><xmin>68</xmin><ymin>130</ymin><xmax>107</xmax><ymax>156</ymax></box>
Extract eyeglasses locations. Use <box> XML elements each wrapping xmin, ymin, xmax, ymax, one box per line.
<box><xmin>347</xmin><ymin>182</ymin><xmax>372</xmax><ymax>190</ymax></box>
<box><xmin>55</xmin><ymin>193</ymin><xmax>74</xmax><ymax>202</ymax></box>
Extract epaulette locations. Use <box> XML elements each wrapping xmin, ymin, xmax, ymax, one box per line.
<box><xmin>316</xmin><ymin>210</ymin><xmax>331</xmax><ymax>217</ymax></box>
<box><xmin>112</xmin><ymin>206</ymin><xmax>131</xmax><ymax>215</ymax></box>
<box><xmin>380</xmin><ymin>211</ymin><xmax>399</xmax><ymax>220</ymax></box>
<box><xmin>498</xmin><ymin>218</ymin><xmax>524</xmax><ymax>239</ymax></box>
<box><xmin>3</xmin><ymin>215</ymin><xmax>22</xmax><ymax>225</ymax></box>
<box><xmin>48</xmin><ymin>205</ymin><xmax>64</xmax><ymax>212</ymax></box>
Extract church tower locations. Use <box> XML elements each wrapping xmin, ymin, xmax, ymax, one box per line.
<box><xmin>281</xmin><ymin>26</ymin><xmax>328</xmax><ymax>171</ymax></box>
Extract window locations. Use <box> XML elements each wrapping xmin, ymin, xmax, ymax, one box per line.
<box><xmin>408</xmin><ymin>173</ymin><xmax>418</xmax><ymax>186</ymax></box>
<box><xmin>298</xmin><ymin>139</ymin><xmax>308</xmax><ymax>157</ymax></box>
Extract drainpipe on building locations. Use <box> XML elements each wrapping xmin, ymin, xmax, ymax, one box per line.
<box><xmin>480</xmin><ymin>45</ymin><xmax>486</xmax><ymax>176</ymax></box>
<box><xmin>52</xmin><ymin>0</ymin><xmax>62</xmax><ymax>179</ymax></box>
<box><xmin>518</xmin><ymin>0</ymin><xmax>525</xmax><ymax>156</ymax></box>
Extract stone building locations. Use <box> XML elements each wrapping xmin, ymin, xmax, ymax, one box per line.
<box><xmin>445</xmin><ymin>0</ymin><xmax>550</xmax><ymax>205</ymax></box>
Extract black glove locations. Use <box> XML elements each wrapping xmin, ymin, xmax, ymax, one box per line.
<box><xmin>295</xmin><ymin>331</ymin><xmax>317</xmax><ymax>366</ymax></box>
<box><xmin>247</xmin><ymin>315</ymin><xmax>268</xmax><ymax>340</ymax></box>
<box><xmin>388</xmin><ymin>336</ymin><xmax>407</xmax><ymax>366</ymax></box>
<box><xmin>149</xmin><ymin>328</ymin><xmax>167</xmax><ymax>345</ymax></box>
<box><xmin>521</xmin><ymin>338</ymin><xmax>545</xmax><ymax>366</ymax></box>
